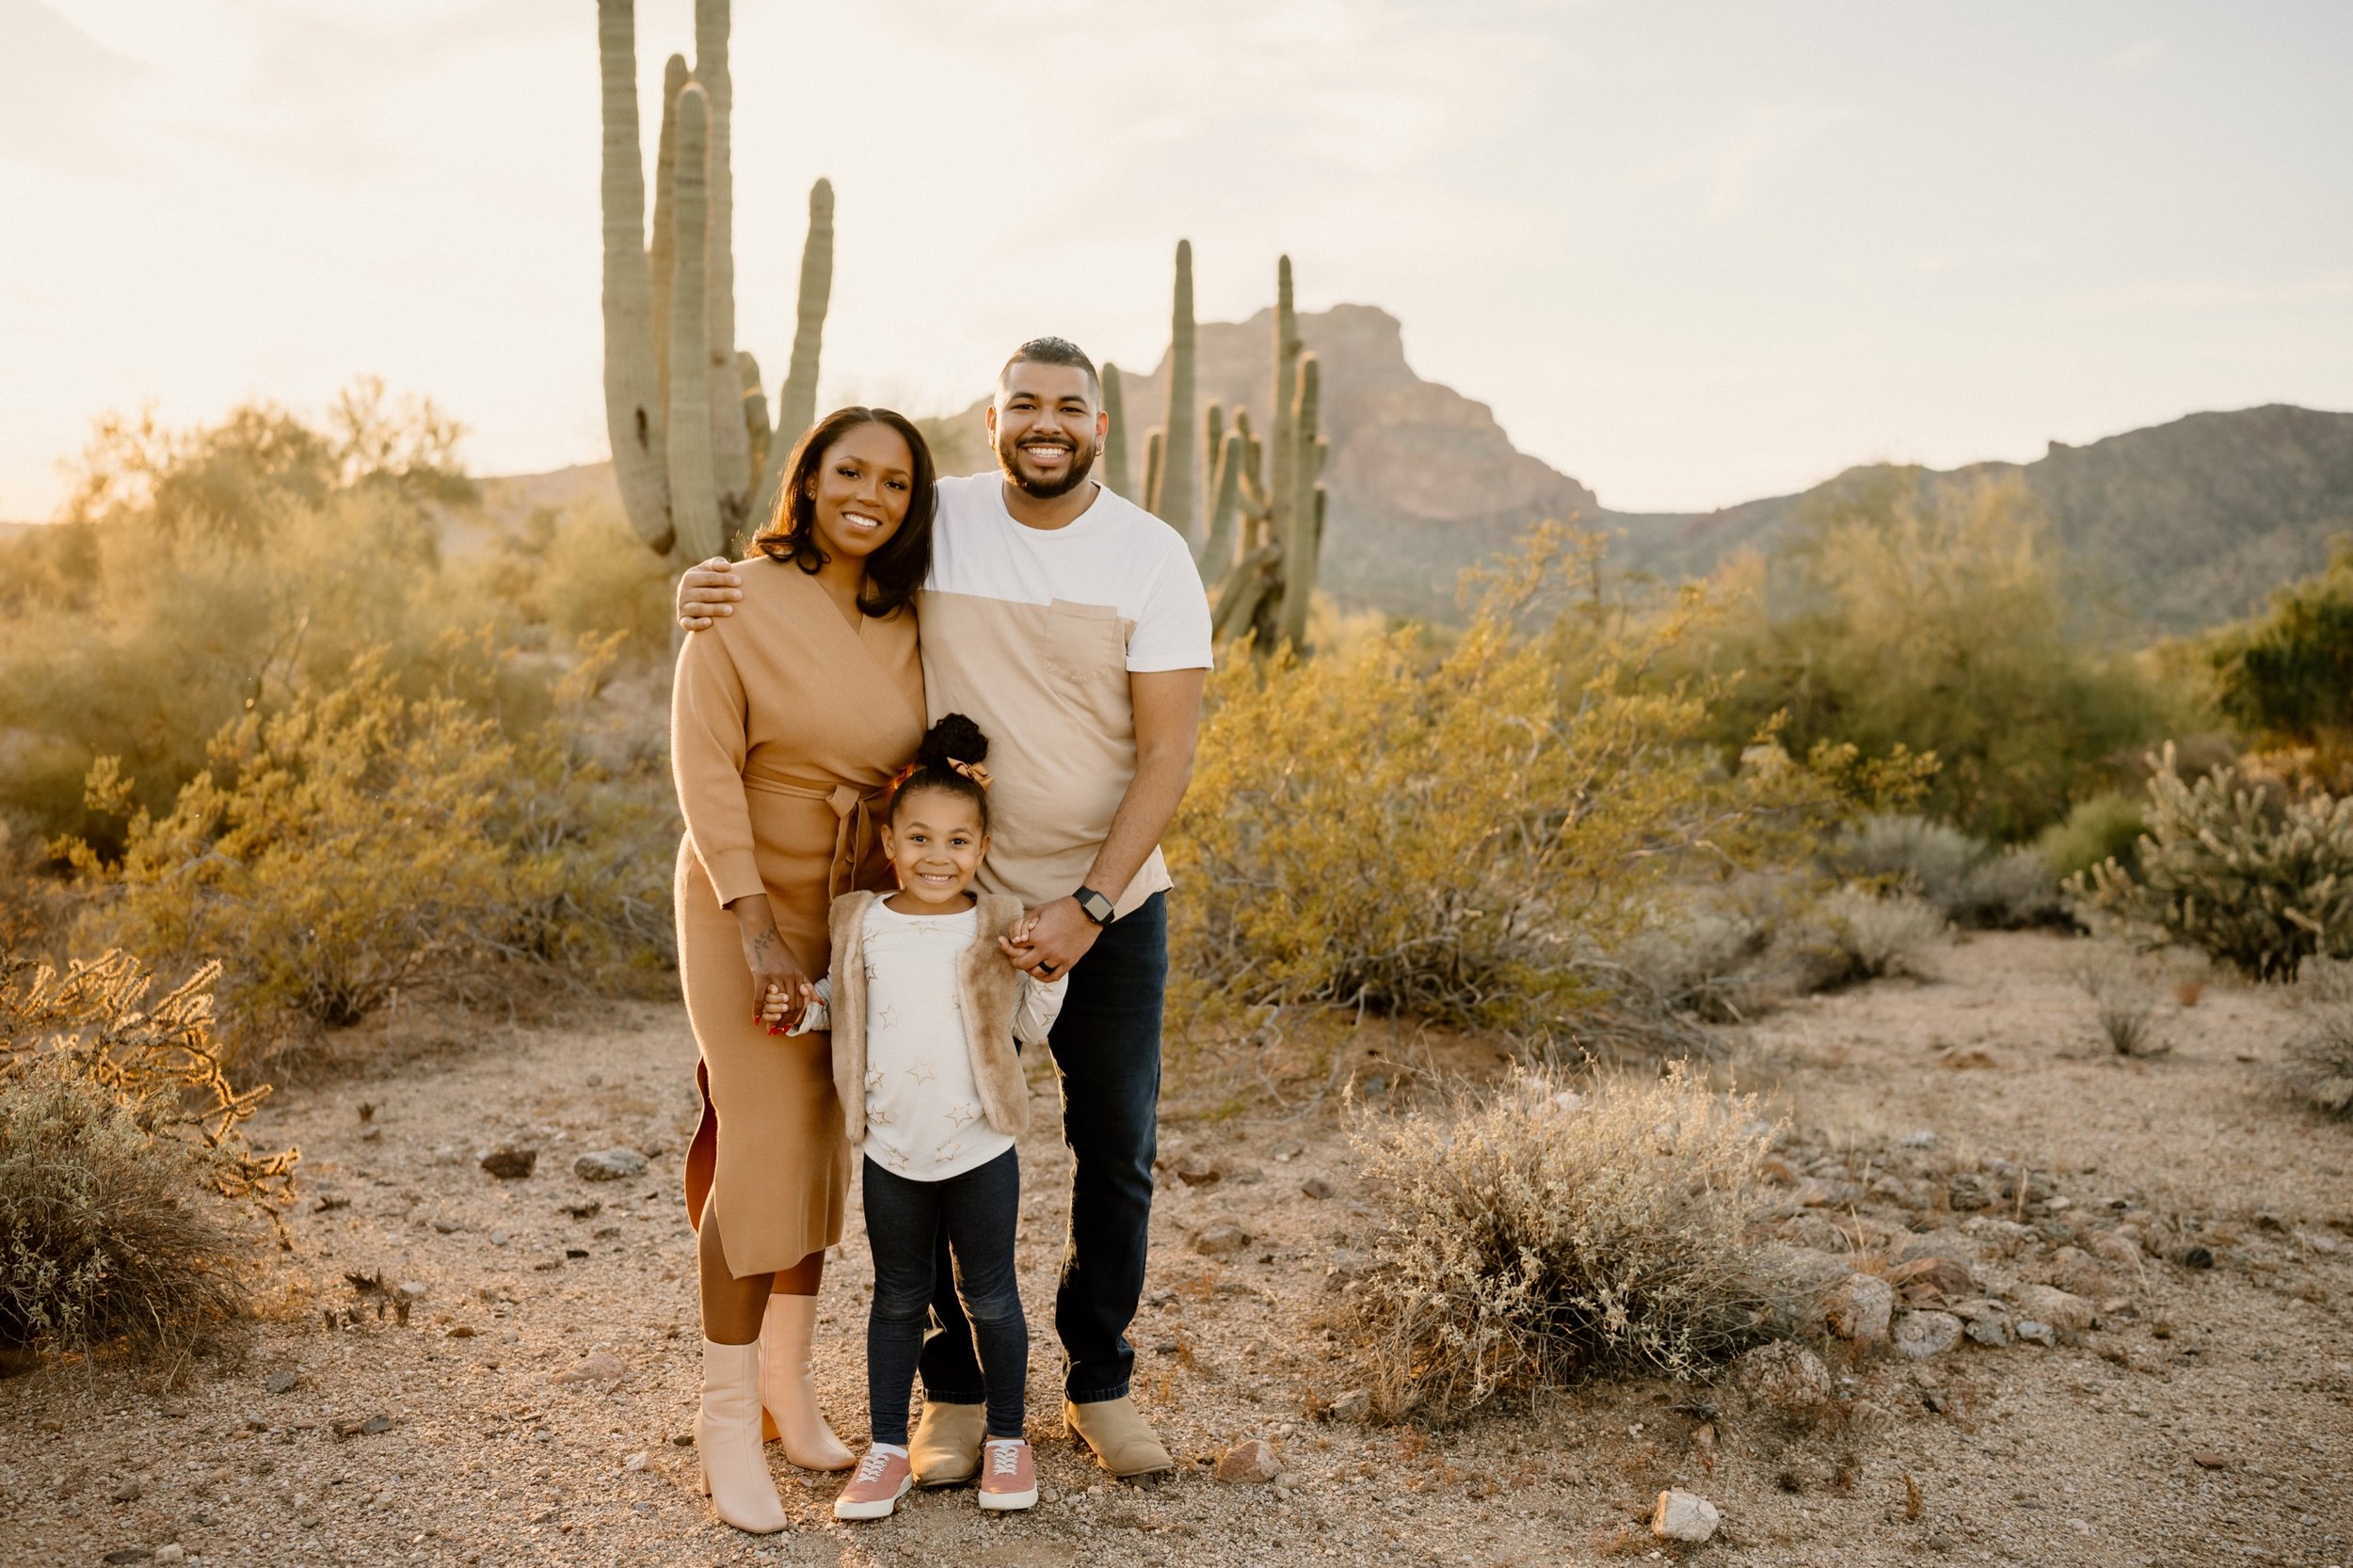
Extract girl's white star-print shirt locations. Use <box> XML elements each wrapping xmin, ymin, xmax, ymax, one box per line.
<box><xmin>796</xmin><ymin>901</ymin><xmax>1064</xmax><ymax>1182</ymax></box>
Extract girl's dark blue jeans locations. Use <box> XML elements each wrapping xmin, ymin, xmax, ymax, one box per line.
<box><xmin>862</xmin><ymin>1145</ymin><xmax>1026</xmax><ymax>1445</ymax></box>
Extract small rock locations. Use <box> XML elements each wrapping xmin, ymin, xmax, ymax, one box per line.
<box><xmin>1328</xmin><ymin>1389</ymin><xmax>1371</xmax><ymax>1421</ymax></box>
<box><xmin>481</xmin><ymin>1146</ymin><xmax>538</xmax><ymax>1180</ymax></box>
<box><xmin>153</xmin><ymin>1548</ymin><xmax>185</xmax><ymax>1565</ymax></box>
<box><xmin>398</xmin><ymin>1281</ymin><xmax>427</xmax><ymax>1300</ymax></box>
<box><xmin>1886</xmin><ymin>1256</ymin><xmax>1975</xmax><ymax>1303</ymax></box>
<box><xmin>1825</xmin><ymin>1273</ymin><xmax>1894</xmax><ymax>1345</ymax></box>
<box><xmin>2013</xmin><ymin>1284</ymin><xmax>2095</xmax><ymax>1336</ymax></box>
<box><xmin>2015</xmin><ymin>1319</ymin><xmax>2057</xmax><ymax>1348</ymax></box>
<box><xmin>447</xmin><ymin>1325</ymin><xmax>477</xmax><ymax>1338</ymax></box>
<box><xmin>1173</xmin><ymin>1152</ymin><xmax>1223</xmax><ymax>1187</ymax></box>
<box><xmin>622</xmin><ymin>1450</ymin><xmax>649</xmax><ymax>1472</ymax></box>
<box><xmin>552</xmin><ymin>1350</ymin><xmax>628</xmax><ymax>1387</ymax></box>
<box><xmin>530</xmin><ymin>1508</ymin><xmax>558</xmax><ymax>1525</ymax></box>
<box><xmin>573</xmin><ymin>1148</ymin><xmax>648</xmax><ymax>1182</ymax></box>
<box><xmin>431</xmin><ymin>1218</ymin><xmax>462</xmax><ymax>1235</ymax></box>
<box><xmin>1651</xmin><ymin>1489</ymin><xmax>1721</xmax><ymax>1543</ymax></box>
<box><xmin>1898</xmin><ymin>1130</ymin><xmax>1938</xmax><ymax>1149</ymax></box>
<box><xmin>2046</xmin><ymin>1247</ymin><xmax>2107</xmax><ymax>1298</ymax></box>
<box><xmin>332</xmin><ymin>1413</ymin><xmax>394</xmax><ymax>1439</ymax></box>
<box><xmin>1778</xmin><ymin>1211</ymin><xmax>1850</xmax><ymax>1252</ymax></box>
<box><xmin>264</xmin><ymin>1369</ymin><xmax>301</xmax><ymax>1395</ymax></box>
<box><xmin>1300</xmin><ymin>1176</ymin><xmax>1335</xmax><ymax>1201</ymax></box>
<box><xmin>1952</xmin><ymin>1300</ymin><xmax>2012</xmax><ymax>1347</ymax></box>
<box><xmin>2089</xmin><ymin>1233</ymin><xmax>2142</xmax><ymax>1269</ymax></box>
<box><xmin>2189</xmin><ymin>1450</ymin><xmax>2229</xmax><ymax>1470</ymax></box>
<box><xmin>1215</xmin><ymin>1438</ymin><xmax>1282</xmax><ymax>1483</ymax></box>
<box><xmin>108</xmin><ymin>1480</ymin><xmax>141</xmax><ymax>1503</ymax></box>
<box><xmin>561</xmin><ymin>1200</ymin><xmax>601</xmax><ymax>1220</ymax></box>
<box><xmin>100</xmin><ymin>1553</ymin><xmax>151</xmax><ymax>1565</ymax></box>
<box><xmin>1273</xmin><ymin>1142</ymin><xmax>1305</xmax><ymax>1163</ymax></box>
<box><xmin>1192</xmin><ymin>1223</ymin><xmax>1252</xmax><ymax>1257</ymax></box>
<box><xmin>1893</xmin><ymin>1310</ymin><xmax>1964</xmax><ymax>1359</ymax></box>
<box><xmin>1732</xmin><ymin>1340</ymin><xmax>1833</xmax><ymax>1416</ymax></box>
<box><xmin>1794</xmin><ymin>1177</ymin><xmax>1861</xmax><ymax>1208</ymax></box>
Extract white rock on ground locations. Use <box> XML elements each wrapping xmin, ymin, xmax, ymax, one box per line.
<box><xmin>573</xmin><ymin>1147</ymin><xmax>648</xmax><ymax>1181</ymax></box>
<box><xmin>1652</xmin><ymin>1489</ymin><xmax>1722</xmax><ymax>1543</ymax></box>
<box><xmin>2013</xmin><ymin>1283</ymin><xmax>2095</xmax><ymax>1335</ymax></box>
<box><xmin>1893</xmin><ymin>1309</ymin><xmax>1965</xmax><ymax>1359</ymax></box>
<box><xmin>1826</xmin><ymin>1272</ymin><xmax>1894</xmax><ymax>1344</ymax></box>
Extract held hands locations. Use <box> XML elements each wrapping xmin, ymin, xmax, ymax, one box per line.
<box><xmin>731</xmin><ymin>896</ymin><xmax>811</xmax><ymax>1033</ymax></box>
<box><xmin>759</xmin><ymin>980</ymin><xmax>821</xmax><ymax>1033</ymax></box>
<box><xmin>997</xmin><ymin>896</ymin><xmax>1099</xmax><ymax>982</ymax></box>
<box><xmin>678</xmin><ymin>557</ymin><xmax>744</xmax><ymax>631</ymax></box>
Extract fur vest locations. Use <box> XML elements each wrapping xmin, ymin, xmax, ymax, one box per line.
<box><xmin>824</xmin><ymin>890</ymin><xmax>1032</xmax><ymax>1146</ymax></box>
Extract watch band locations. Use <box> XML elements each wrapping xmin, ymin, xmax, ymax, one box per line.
<box><xmin>1074</xmin><ymin>886</ymin><xmax>1114</xmax><ymax>926</ymax></box>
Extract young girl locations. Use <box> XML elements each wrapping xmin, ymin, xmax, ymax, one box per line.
<box><xmin>769</xmin><ymin>713</ymin><xmax>1061</xmax><ymax>1519</ymax></box>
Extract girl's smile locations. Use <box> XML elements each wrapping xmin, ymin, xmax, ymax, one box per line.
<box><xmin>881</xmin><ymin>787</ymin><xmax>988</xmax><ymax>913</ymax></box>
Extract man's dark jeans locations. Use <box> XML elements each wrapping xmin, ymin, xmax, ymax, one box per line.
<box><xmin>919</xmin><ymin>891</ymin><xmax>1166</xmax><ymax>1405</ymax></box>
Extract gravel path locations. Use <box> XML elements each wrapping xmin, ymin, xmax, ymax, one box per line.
<box><xmin>3</xmin><ymin>933</ymin><xmax>2349</xmax><ymax>1567</ymax></box>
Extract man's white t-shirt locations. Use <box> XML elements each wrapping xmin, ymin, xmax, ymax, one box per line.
<box><xmin>917</xmin><ymin>474</ymin><xmax>1213</xmax><ymax>914</ymax></box>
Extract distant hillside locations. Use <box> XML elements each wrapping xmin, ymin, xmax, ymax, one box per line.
<box><xmin>1601</xmin><ymin>406</ymin><xmax>2353</xmax><ymax>634</ymax></box>
<box><xmin>477</xmin><ymin>319</ymin><xmax>2351</xmax><ymax>635</ymax></box>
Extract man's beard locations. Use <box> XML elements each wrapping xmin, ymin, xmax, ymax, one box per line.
<box><xmin>995</xmin><ymin>428</ymin><xmax>1097</xmax><ymax>500</ymax></box>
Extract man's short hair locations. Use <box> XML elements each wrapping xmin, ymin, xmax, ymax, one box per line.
<box><xmin>997</xmin><ymin>336</ymin><xmax>1099</xmax><ymax>399</ymax></box>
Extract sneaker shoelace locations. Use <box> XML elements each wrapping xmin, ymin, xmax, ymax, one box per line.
<box><xmin>986</xmin><ymin>1442</ymin><xmax>1023</xmax><ymax>1477</ymax></box>
<box><xmin>855</xmin><ymin>1450</ymin><xmax>896</xmax><ymax>1484</ymax></box>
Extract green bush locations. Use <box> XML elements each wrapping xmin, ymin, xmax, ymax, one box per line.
<box><xmin>1832</xmin><ymin>813</ymin><xmax>2064</xmax><ymax>928</ymax></box>
<box><xmin>0</xmin><ymin>950</ymin><xmax>295</xmax><ymax>1357</ymax></box>
<box><xmin>2073</xmin><ymin>744</ymin><xmax>2353</xmax><ymax>980</ymax></box>
<box><xmin>1348</xmin><ymin>1065</ymin><xmax>1794</xmax><ymax>1422</ymax></box>
<box><xmin>2037</xmin><ymin>792</ymin><xmax>2147</xmax><ymax>882</ymax></box>
<box><xmin>2211</xmin><ymin>535</ymin><xmax>2353</xmax><ymax>744</ymax></box>
<box><xmin>1681</xmin><ymin>474</ymin><xmax>2184</xmax><ymax>842</ymax></box>
<box><xmin>1170</xmin><ymin>531</ymin><xmax>1844</xmax><ymax>1033</ymax></box>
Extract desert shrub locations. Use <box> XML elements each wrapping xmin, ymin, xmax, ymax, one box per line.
<box><xmin>1679</xmin><ymin>475</ymin><xmax>2183</xmax><ymax>842</ymax></box>
<box><xmin>67</xmin><ymin>659</ymin><xmax>526</xmax><ymax>1046</ymax></box>
<box><xmin>1834</xmin><ymin>813</ymin><xmax>1978</xmax><ymax>906</ymax></box>
<box><xmin>1953</xmin><ymin>846</ymin><xmax>2069</xmax><ymax>929</ymax></box>
<box><xmin>2037</xmin><ymin>792</ymin><xmax>2147</xmax><ymax>882</ymax></box>
<box><xmin>2210</xmin><ymin>535</ymin><xmax>2353</xmax><ymax>744</ymax></box>
<box><xmin>1347</xmin><ymin>1065</ymin><xmax>1794</xmax><ymax>1422</ymax></box>
<box><xmin>1805</xmin><ymin>887</ymin><xmax>1947</xmax><ymax>984</ymax></box>
<box><xmin>2073</xmin><ymin>744</ymin><xmax>2353</xmax><ymax>980</ymax></box>
<box><xmin>2071</xmin><ymin>949</ymin><xmax>2162</xmax><ymax>1055</ymax></box>
<box><xmin>1171</xmin><ymin>531</ymin><xmax>1848</xmax><ymax>1034</ymax></box>
<box><xmin>0</xmin><ymin>950</ymin><xmax>296</xmax><ymax>1356</ymax></box>
<box><xmin>2287</xmin><ymin>956</ymin><xmax>2353</xmax><ymax>1117</ymax></box>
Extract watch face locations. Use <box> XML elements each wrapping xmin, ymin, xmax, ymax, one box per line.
<box><xmin>1080</xmin><ymin>890</ymin><xmax>1113</xmax><ymax>923</ymax></box>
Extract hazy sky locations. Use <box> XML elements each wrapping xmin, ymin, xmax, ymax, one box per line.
<box><xmin>4</xmin><ymin>0</ymin><xmax>2349</xmax><ymax>520</ymax></box>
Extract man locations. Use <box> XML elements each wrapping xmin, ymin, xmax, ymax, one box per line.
<box><xmin>674</xmin><ymin>337</ymin><xmax>1209</xmax><ymax>1484</ymax></box>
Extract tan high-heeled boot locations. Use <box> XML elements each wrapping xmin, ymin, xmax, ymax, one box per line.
<box><xmin>696</xmin><ymin>1338</ymin><xmax>789</xmax><ymax>1534</ymax></box>
<box><xmin>759</xmin><ymin>1293</ymin><xmax>854</xmax><ymax>1471</ymax></box>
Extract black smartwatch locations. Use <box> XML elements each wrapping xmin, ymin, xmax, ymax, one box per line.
<box><xmin>1073</xmin><ymin>886</ymin><xmax>1115</xmax><ymax>926</ymax></box>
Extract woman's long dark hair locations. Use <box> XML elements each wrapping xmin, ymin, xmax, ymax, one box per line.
<box><xmin>750</xmin><ymin>406</ymin><xmax>936</xmax><ymax>618</ymax></box>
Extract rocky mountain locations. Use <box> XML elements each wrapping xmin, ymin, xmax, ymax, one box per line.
<box><xmin>469</xmin><ymin>304</ymin><xmax>2351</xmax><ymax>636</ymax></box>
<box><xmin>1602</xmin><ymin>405</ymin><xmax>2353</xmax><ymax>634</ymax></box>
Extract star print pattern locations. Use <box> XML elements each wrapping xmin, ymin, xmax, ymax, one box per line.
<box><xmin>903</xmin><ymin>1059</ymin><xmax>937</xmax><ymax>1086</ymax></box>
<box><xmin>946</xmin><ymin>1102</ymin><xmax>982</xmax><ymax>1129</ymax></box>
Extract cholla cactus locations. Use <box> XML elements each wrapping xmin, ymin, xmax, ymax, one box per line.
<box><xmin>2073</xmin><ymin>744</ymin><xmax>2353</xmax><ymax>980</ymax></box>
<box><xmin>598</xmin><ymin>0</ymin><xmax>835</xmax><ymax>566</ymax></box>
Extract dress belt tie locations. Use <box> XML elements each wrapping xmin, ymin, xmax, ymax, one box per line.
<box><xmin>740</xmin><ymin>769</ymin><xmax>888</xmax><ymax>902</ymax></box>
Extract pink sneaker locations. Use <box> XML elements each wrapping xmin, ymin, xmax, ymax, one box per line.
<box><xmin>977</xmin><ymin>1437</ymin><xmax>1037</xmax><ymax>1511</ymax></box>
<box><xmin>832</xmin><ymin>1446</ymin><xmax>913</xmax><ymax>1520</ymax></box>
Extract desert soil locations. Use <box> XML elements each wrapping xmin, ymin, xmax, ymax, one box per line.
<box><xmin>3</xmin><ymin>930</ymin><xmax>2350</xmax><ymax>1568</ymax></box>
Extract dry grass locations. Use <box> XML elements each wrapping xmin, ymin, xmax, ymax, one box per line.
<box><xmin>2288</xmin><ymin>955</ymin><xmax>2353</xmax><ymax>1116</ymax></box>
<box><xmin>0</xmin><ymin>949</ymin><xmax>296</xmax><ymax>1359</ymax></box>
<box><xmin>1344</xmin><ymin>1064</ymin><xmax>1796</xmax><ymax>1423</ymax></box>
<box><xmin>2070</xmin><ymin>947</ymin><xmax>2163</xmax><ymax>1056</ymax></box>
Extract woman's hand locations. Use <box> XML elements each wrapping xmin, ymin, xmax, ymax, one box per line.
<box><xmin>729</xmin><ymin>894</ymin><xmax>811</xmax><ymax>1033</ymax></box>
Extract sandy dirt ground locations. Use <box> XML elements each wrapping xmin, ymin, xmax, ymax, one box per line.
<box><xmin>3</xmin><ymin>930</ymin><xmax>2350</xmax><ymax>1567</ymax></box>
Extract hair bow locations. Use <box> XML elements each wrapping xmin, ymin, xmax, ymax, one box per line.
<box><xmin>948</xmin><ymin>757</ymin><xmax>992</xmax><ymax>789</ymax></box>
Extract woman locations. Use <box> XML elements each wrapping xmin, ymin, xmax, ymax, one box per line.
<box><xmin>671</xmin><ymin>406</ymin><xmax>936</xmax><ymax>1534</ymax></box>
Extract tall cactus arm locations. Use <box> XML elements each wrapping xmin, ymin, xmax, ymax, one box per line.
<box><xmin>738</xmin><ymin>348</ymin><xmax>771</xmax><ymax>523</ymax></box>
<box><xmin>753</xmin><ymin>178</ymin><xmax>834</xmax><ymax>523</ymax></box>
<box><xmin>597</xmin><ymin>0</ymin><xmax>672</xmax><ymax>555</ymax></box>
<box><xmin>1201</xmin><ymin>425</ymin><xmax>1244</xmax><ymax>575</ymax></box>
<box><xmin>696</xmin><ymin>0</ymin><xmax>750</xmax><ymax>514</ymax></box>
<box><xmin>1099</xmin><ymin>363</ymin><xmax>1130</xmax><ymax>499</ymax></box>
<box><xmin>664</xmin><ymin>84</ymin><xmax>721</xmax><ymax>565</ymax></box>
<box><xmin>1143</xmin><ymin>429</ymin><xmax>1166</xmax><ymax>518</ymax></box>
<box><xmin>1158</xmin><ymin>238</ymin><xmax>1197</xmax><ymax>543</ymax></box>
<box><xmin>1209</xmin><ymin>541</ymin><xmax>1280</xmax><ymax>645</ymax></box>
<box><xmin>648</xmin><ymin>52</ymin><xmax>688</xmax><ymax>416</ymax></box>
<box><xmin>1275</xmin><ymin>352</ymin><xmax>1322</xmax><ymax>648</ymax></box>
<box><xmin>1268</xmin><ymin>255</ymin><xmax>1300</xmax><ymax>570</ymax></box>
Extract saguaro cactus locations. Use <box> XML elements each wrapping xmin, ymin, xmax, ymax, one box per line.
<box><xmin>598</xmin><ymin>0</ymin><xmax>835</xmax><ymax>567</ymax></box>
<box><xmin>1206</xmin><ymin>254</ymin><xmax>1327</xmax><ymax>652</ymax></box>
<box><xmin>1143</xmin><ymin>240</ymin><xmax>1197</xmax><ymax>544</ymax></box>
<box><xmin>1100</xmin><ymin>363</ymin><xmax>1131</xmax><ymax>499</ymax></box>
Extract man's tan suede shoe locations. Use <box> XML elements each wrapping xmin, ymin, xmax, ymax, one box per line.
<box><xmin>1064</xmin><ymin>1396</ymin><xmax>1176</xmax><ymax>1479</ymax></box>
<box><xmin>908</xmin><ymin>1400</ymin><xmax>985</xmax><ymax>1487</ymax></box>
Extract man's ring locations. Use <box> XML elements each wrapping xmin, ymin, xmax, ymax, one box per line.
<box><xmin>1037</xmin><ymin>961</ymin><xmax>1057</xmax><ymax>976</ymax></box>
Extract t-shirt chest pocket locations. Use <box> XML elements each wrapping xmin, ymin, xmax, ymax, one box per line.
<box><xmin>1038</xmin><ymin>599</ymin><xmax>1125</xmax><ymax>687</ymax></box>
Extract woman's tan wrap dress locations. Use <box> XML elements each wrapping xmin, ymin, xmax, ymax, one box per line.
<box><xmin>671</xmin><ymin>560</ymin><xmax>925</xmax><ymax>1278</ymax></box>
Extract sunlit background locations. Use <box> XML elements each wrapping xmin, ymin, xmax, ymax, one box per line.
<box><xmin>4</xmin><ymin>0</ymin><xmax>2349</xmax><ymax>520</ymax></box>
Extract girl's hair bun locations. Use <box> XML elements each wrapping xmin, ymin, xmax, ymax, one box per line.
<box><xmin>917</xmin><ymin>712</ymin><xmax>989</xmax><ymax>771</ymax></box>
